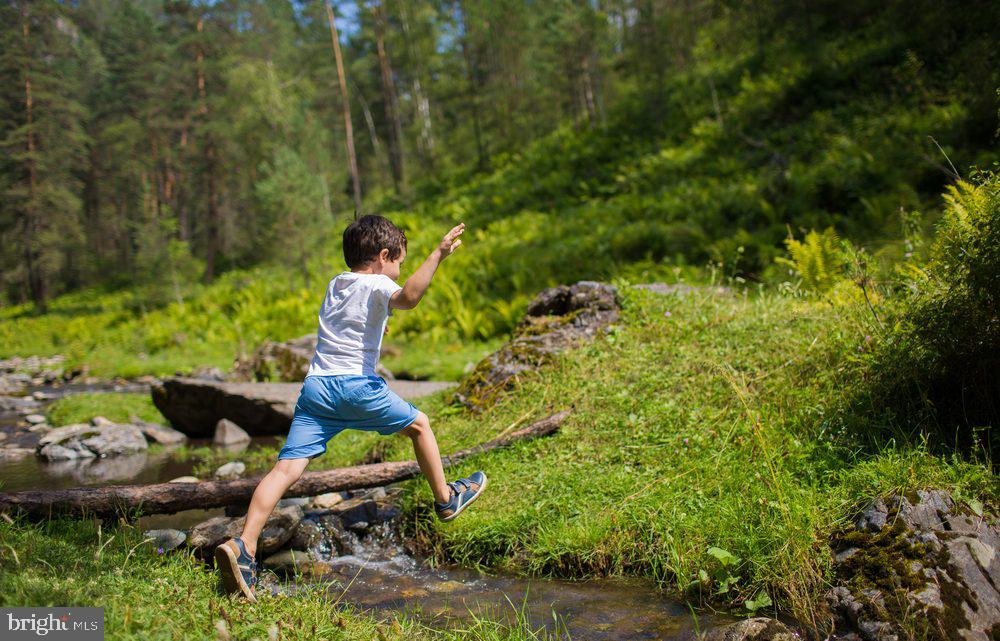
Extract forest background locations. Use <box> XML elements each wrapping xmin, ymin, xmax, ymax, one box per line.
<box><xmin>2</xmin><ymin>0</ymin><xmax>997</xmax><ymax>338</ymax></box>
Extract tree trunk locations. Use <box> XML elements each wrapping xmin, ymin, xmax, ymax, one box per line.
<box><xmin>372</xmin><ymin>1</ymin><xmax>404</xmax><ymax>193</ymax></box>
<box><xmin>196</xmin><ymin>17</ymin><xmax>220</xmax><ymax>282</ymax></box>
<box><xmin>0</xmin><ymin>412</ymin><xmax>568</xmax><ymax>520</ymax></box>
<box><xmin>325</xmin><ymin>1</ymin><xmax>363</xmax><ymax>216</ymax></box>
<box><xmin>398</xmin><ymin>2</ymin><xmax>435</xmax><ymax>165</ymax></box>
<box><xmin>21</xmin><ymin>6</ymin><xmax>46</xmax><ymax>312</ymax></box>
<box><xmin>351</xmin><ymin>79</ymin><xmax>389</xmax><ymax>184</ymax></box>
<box><xmin>457</xmin><ymin>1</ymin><xmax>487</xmax><ymax>171</ymax></box>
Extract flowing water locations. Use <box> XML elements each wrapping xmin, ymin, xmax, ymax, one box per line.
<box><xmin>270</xmin><ymin>522</ymin><xmax>736</xmax><ymax>640</ymax></box>
<box><xmin>1</xmin><ymin>381</ymin><xmax>736</xmax><ymax>639</ymax></box>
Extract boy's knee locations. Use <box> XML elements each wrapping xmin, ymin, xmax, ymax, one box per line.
<box><xmin>274</xmin><ymin>458</ymin><xmax>309</xmax><ymax>482</ymax></box>
<box><xmin>401</xmin><ymin>412</ymin><xmax>431</xmax><ymax>438</ymax></box>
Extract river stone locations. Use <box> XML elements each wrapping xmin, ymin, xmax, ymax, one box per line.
<box><xmin>313</xmin><ymin>514</ymin><xmax>354</xmax><ymax>555</ymax></box>
<box><xmin>287</xmin><ymin>519</ymin><xmax>324</xmax><ymax>550</ymax></box>
<box><xmin>327</xmin><ymin>497</ymin><xmax>379</xmax><ymax>531</ymax></box>
<box><xmin>262</xmin><ymin>549</ymin><xmax>326</xmax><ymax>578</ymax></box>
<box><xmin>80</xmin><ymin>424</ymin><xmax>148</xmax><ymax>457</ymax></box>
<box><xmin>0</xmin><ymin>395</ymin><xmax>39</xmax><ymax>411</ymax></box>
<box><xmin>169</xmin><ymin>475</ymin><xmax>199</xmax><ymax>483</ymax></box>
<box><xmin>145</xmin><ymin>529</ymin><xmax>186</xmax><ymax>552</ymax></box>
<box><xmin>213</xmin><ymin>418</ymin><xmax>251</xmax><ymax>445</ymax></box>
<box><xmin>0</xmin><ymin>447</ymin><xmax>36</xmax><ymax>459</ymax></box>
<box><xmin>704</xmin><ymin>618</ymin><xmax>796</xmax><ymax>641</ymax></box>
<box><xmin>29</xmin><ymin>423</ymin><xmax>51</xmax><ymax>433</ymax></box>
<box><xmin>0</xmin><ymin>432</ymin><xmax>6</xmax><ymax>441</ymax></box>
<box><xmin>90</xmin><ymin>415</ymin><xmax>114</xmax><ymax>427</ymax></box>
<box><xmin>188</xmin><ymin>505</ymin><xmax>304</xmax><ymax>557</ymax></box>
<box><xmin>37</xmin><ymin>423</ymin><xmax>102</xmax><ymax>447</ymax></box>
<box><xmin>277</xmin><ymin>497</ymin><xmax>311</xmax><ymax>509</ymax></box>
<box><xmin>25</xmin><ymin>414</ymin><xmax>46</xmax><ymax>425</ymax></box>
<box><xmin>312</xmin><ymin>492</ymin><xmax>346</xmax><ymax>509</ymax></box>
<box><xmin>828</xmin><ymin>489</ymin><xmax>1000</xmax><ymax>641</ymax></box>
<box><xmin>128</xmin><ymin>415</ymin><xmax>187</xmax><ymax>444</ymax></box>
<box><xmin>214</xmin><ymin>461</ymin><xmax>246</xmax><ymax>480</ymax></box>
<box><xmin>453</xmin><ymin>281</ymin><xmax>621</xmax><ymax>411</ymax></box>
<box><xmin>39</xmin><ymin>441</ymin><xmax>97</xmax><ymax>460</ymax></box>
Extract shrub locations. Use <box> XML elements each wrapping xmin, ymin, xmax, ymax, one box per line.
<box><xmin>854</xmin><ymin>173</ymin><xmax>999</xmax><ymax>454</ymax></box>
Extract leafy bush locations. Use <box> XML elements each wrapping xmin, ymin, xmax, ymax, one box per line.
<box><xmin>854</xmin><ymin>172</ymin><xmax>1000</xmax><ymax>453</ymax></box>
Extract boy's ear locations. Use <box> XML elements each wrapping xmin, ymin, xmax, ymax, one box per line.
<box><xmin>378</xmin><ymin>248</ymin><xmax>390</xmax><ymax>263</ymax></box>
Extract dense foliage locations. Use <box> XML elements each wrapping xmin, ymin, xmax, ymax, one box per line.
<box><xmin>852</xmin><ymin>173</ymin><xmax>1000</xmax><ymax>453</ymax></box>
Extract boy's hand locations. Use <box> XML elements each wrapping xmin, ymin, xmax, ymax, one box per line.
<box><xmin>438</xmin><ymin>223</ymin><xmax>465</xmax><ymax>259</ymax></box>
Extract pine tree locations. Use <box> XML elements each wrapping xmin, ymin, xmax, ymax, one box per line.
<box><xmin>0</xmin><ymin>0</ymin><xmax>89</xmax><ymax>309</ymax></box>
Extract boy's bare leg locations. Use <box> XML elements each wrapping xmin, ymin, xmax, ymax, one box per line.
<box><xmin>400</xmin><ymin>412</ymin><xmax>451</xmax><ymax>504</ymax></box>
<box><xmin>238</xmin><ymin>457</ymin><xmax>311</xmax><ymax>557</ymax></box>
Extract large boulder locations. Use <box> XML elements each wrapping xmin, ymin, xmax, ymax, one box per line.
<box><xmin>453</xmin><ymin>281</ymin><xmax>621</xmax><ymax>411</ymax></box>
<box><xmin>151</xmin><ymin>377</ymin><xmax>299</xmax><ymax>437</ymax></box>
<box><xmin>151</xmin><ymin>376</ymin><xmax>455</xmax><ymax>436</ymax></box>
<box><xmin>827</xmin><ymin>489</ymin><xmax>1000</xmax><ymax>641</ymax></box>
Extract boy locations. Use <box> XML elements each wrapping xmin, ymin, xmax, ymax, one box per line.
<box><xmin>215</xmin><ymin>215</ymin><xmax>487</xmax><ymax>602</ymax></box>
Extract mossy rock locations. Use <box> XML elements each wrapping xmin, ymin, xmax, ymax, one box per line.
<box><xmin>826</xmin><ymin>489</ymin><xmax>1000</xmax><ymax>641</ymax></box>
<box><xmin>453</xmin><ymin>281</ymin><xmax>620</xmax><ymax>412</ymax></box>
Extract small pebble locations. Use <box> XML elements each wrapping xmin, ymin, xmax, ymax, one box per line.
<box><xmin>25</xmin><ymin>414</ymin><xmax>46</xmax><ymax>424</ymax></box>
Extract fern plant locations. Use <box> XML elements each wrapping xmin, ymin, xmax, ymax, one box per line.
<box><xmin>776</xmin><ymin>227</ymin><xmax>846</xmax><ymax>293</ymax></box>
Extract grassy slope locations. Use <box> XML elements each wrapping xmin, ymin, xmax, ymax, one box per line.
<box><xmin>326</xmin><ymin>283</ymin><xmax>993</xmax><ymax>624</ymax></box>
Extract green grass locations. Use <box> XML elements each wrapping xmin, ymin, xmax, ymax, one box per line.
<box><xmin>382</xmin><ymin>336</ymin><xmax>505</xmax><ymax>382</ymax></box>
<box><xmin>0</xmin><ymin>517</ymin><xmax>565</xmax><ymax>641</ymax></box>
<box><xmin>46</xmin><ymin>393</ymin><xmax>163</xmax><ymax>427</ymax></box>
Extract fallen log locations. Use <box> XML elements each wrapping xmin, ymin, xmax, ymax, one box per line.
<box><xmin>0</xmin><ymin>411</ymin><xmax>569</xmax><ymax>520</ymax></box>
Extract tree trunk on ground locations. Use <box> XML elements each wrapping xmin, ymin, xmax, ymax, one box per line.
<box><xmin>325</xmin><ymin>1</ymin><xmax>363</xmax><ymax>216</ymax></box>
<box><xmin>372</xmin><ymin>1</ymin><xmax>404</xmax><ymax>193</ymax></box>
<box><xmin>0</xmin><ymin>412</ymin><xmax>569</xmax><ymax>520</ymax></box>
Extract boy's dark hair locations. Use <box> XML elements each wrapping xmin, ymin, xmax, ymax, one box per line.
<box><xmin>343</xmin><ymin>215</ymin><xmax>408</xmax><ymax>269</ymax></box>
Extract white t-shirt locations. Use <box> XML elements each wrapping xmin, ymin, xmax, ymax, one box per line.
<box><xmin>306</xmin><ymin>272</ymin><xmax>403</xmax><ymax>377</ymax></box>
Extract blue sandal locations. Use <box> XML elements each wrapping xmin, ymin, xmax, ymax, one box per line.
<box><xmin>215</xmin><ymin>537</ymin><xmax>258</xmax><ymax>602</ymax></box>
<box><xmin>435</xmin><ymin>471</ymin><xmax>488</xmax><ymax>522</ymax></box>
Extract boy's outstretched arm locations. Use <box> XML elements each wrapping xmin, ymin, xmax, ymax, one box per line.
<box><xmin>390</xmin><ymin>223</ymin><xmax>464</xmax><ymax>311</ymax></box>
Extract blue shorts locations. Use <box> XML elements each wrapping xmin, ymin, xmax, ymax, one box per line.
<box><xmin>277</xmin><ymin>374</ymin><xmax>420</xmax><ymax>460</ymax></box>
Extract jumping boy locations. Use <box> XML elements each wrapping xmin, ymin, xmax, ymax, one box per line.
<box><xmin>215</xmin><ymin>215</ymin><xmax>487</xmax><ymax>601</ymax></box>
